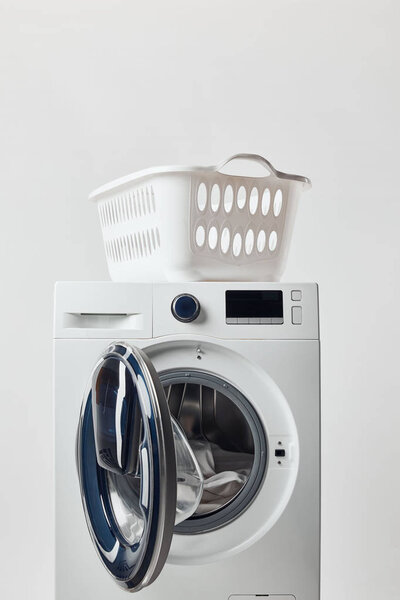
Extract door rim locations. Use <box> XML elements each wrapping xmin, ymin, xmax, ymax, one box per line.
<box><xmin>76</xmin><ymin>342</ymin><xmax>177</xmax><ymax>592</ymax></box>
<box><xmin>159</xmin><ymin>368</ymin><xmax>268</xmax><ymax>534</ymax></box>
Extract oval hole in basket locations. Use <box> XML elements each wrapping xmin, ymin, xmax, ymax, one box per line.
<box><xmin>195</xmin><ymin>225</ymin><xmax>205</xmax><ymax>247</ymax></box>
<box><xmin>197</xmin><ymin>183</ymin><xmax>207</xmax><ymax>211</ymax></box>
<box><xmin>269</xmin><ymin>230</ymin><xmax>278</xmax><ymax>252</ymax></box>
<box><xmin>261</xmin><ymin>188</ymin><xmax>270</xmax><ymax>215</ymax></box>
<box><xmin>257</xmin><ymin>230</ymin><xmax>266</xmax><ymax>252</ymax></box>
<box><xmin>249</xmin><ymin>187</ymin><xmax>259</xmax><ymax>214</ymax></box>
<box><xmin>237</xmin><ymin>186</ymin><xmax>246</xmax><ymax>209</ymax></box>
<box><xmin>232</xmin><ymin>232</ymin><xmax>242</xmax><ymax>257</ymax></box>
<box><xmin>220</xmin><ymin>227</ymin><xmax>230</xmax><ymax>254</ymax></box>
<box><xmin>273</xmin><ymin>189</ymin><xmax>283</xmax><ymax>217</ymax></box>
<box><xmin>208</xmin><ymin>226</ymin><xmax>218</xmax><ymax>250</ymax></box>
<box><xmin>224</xmin><ymin>185</ymin><xmax>234</xmax><ymax>213</ymax></box>
<box><xmin>210</xmin><ymin>184</ymin><xmax>221</xmax><ymax>212</ymax></box>
<box><xmin>245</xmin><ymin>229</ymin><xmax>255</xmax><ymax>255</ymax></box>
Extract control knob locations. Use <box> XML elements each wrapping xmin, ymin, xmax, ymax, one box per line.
<box><xmin>171</xmin><ymin>294</ymin><xmax>201</xmax><ymax>323</ymax></box>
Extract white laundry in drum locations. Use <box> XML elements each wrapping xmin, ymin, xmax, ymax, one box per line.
<box><xmin>189</xmin><ymin>440</ymin><xmax>252</xmax><ymax>515</ymax></box>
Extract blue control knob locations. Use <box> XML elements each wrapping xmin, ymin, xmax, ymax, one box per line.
<box><xmin>171</xmin><ymin>294</ymin><xmax>201</xmax><ymax>323</ymax></box>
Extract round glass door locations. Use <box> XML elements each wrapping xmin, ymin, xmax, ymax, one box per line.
<box><xmin>76</xmin><ymin>343</ymin><xmax>178</xmax><ymax>592</ymax></box>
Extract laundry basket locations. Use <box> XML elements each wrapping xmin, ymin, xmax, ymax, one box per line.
<box><xmin>90</xmin><ymin>154</ymin><xmax>311</xmax><ymax>282</ymax></box>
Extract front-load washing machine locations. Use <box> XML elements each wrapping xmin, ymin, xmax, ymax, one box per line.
<box><xmin>54</xmin><ymin>281</ymin><xmax>320</xmax><ymax>600</ymax></box>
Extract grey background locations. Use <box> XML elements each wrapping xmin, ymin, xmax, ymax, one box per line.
<box><xmin>0</xmin><ymin>1</ymin><xmax>399</xmax><ymax>599</ymax></box>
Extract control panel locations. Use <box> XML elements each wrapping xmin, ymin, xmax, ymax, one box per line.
<box><xmin>54</xmin><ymin>282</ymin><xmax>318</xmax><ymax>341</ymax></box>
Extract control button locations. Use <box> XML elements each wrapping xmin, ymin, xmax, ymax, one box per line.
<box><xmin>249</xmin><ymin>317</ymin><xmax>260</xmax><ymax>324</ymax></box>
<box><xmin>291</xmin><ymin>290</ymin><xmax>302</xmax><ymax>301</ymax></box>
<box><xmin>291</xmin><ymin>306</ymin><xmax>302</xmax><ymax>325</ymax></box>
<box><xmin>238</xmin><ymin>317</ymin><xmax>249</xmax><ymax>324</ymax></box>
<box><xmin>226</xmin><ymin>317</ymin><xmax>238</xmax><ymax>324</ymax></box>
<box><xmin>171</xmin><ymin>294</ymin><xmax>200</xmax><ymax>323</ymax></box>
<box><xmin>260</xmin><ymin>317</ymin><xmax>272</xmax><ymax>324</ymax></box>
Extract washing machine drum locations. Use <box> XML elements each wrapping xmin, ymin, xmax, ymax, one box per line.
<box><xmin>77</xmin><ymin>342</ymin><xmax>267</xmax><ymax>592</ymax></box>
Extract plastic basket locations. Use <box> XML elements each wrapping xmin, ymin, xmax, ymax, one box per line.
<box><xmin>90</xmin><ymin>154</ymin><xmax>311</xmax><ymax>282</ymax></box>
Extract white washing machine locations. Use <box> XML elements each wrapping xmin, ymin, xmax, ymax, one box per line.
<box><xmin>54</xmin><ymin>281</ymin><xmax>320</xmax><ymax>600</ymax></box>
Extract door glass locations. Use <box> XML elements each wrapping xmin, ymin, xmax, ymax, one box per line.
<box><xmin>171</xmin><ymin>417</ymin><xmax>204</xmax><ymax>524</ymax></box>
<box><xmin>107</xmin><ymin>415</ymin><xmax>203</xmax><ymax>542</ymax></box>
<box><xmin>107</xmin><ymin>471</ymin><xmax>145</xmax><ymax>546</ymax></box>
<box><xmin>77</xmin><ymin>343</ymin><xmax>179</xmax><ymax>592</ymax></box>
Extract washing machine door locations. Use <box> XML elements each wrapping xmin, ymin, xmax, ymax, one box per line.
<box><xmin>76</xmin><ymin>342</ymin><xmax>177</xmax><ymax>592</ymax></box>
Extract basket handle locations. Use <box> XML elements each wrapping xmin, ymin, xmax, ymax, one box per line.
<box><xmin>215</xmin><ymin>153</ymin><xmax>311</xmax><ymax>185</ymax></box>
<box><xmin>215</xmin><ymin>153</ymin><xmax>278</xmax><ymax>176</ymax></box>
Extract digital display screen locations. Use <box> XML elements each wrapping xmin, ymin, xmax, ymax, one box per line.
<box><xmin>225</xmin><ymin>290</ymin><xmax>283</xmax><ymax>319</ymax></box>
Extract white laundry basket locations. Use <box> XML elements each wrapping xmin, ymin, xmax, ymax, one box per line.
<box><xmin>90</xmin><ymin>154</ymin><xmax>311</xmax><ymax>282</ymax></box>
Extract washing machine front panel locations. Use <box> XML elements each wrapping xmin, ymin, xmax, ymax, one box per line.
<box><xmin>76</xmin><ymin>342</ymin><xmax>177</xmax><ymax>592</ymax></box>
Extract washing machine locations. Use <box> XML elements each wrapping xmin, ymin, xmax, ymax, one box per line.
<box><xmin>54</xmin><ymin>280</ymin><xmax>320</xmax><ymax>600</ymax></box>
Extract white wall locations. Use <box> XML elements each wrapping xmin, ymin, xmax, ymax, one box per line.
<box><xmin>0</xmin><ymin>1</ymin><xmax>399</xmax><ymax>598</ymax></box>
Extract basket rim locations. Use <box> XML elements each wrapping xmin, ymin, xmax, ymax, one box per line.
<box><xmin>89</xmin><ymin>161</ymin><xmax>311</xmax><ymax>202</ymax></box>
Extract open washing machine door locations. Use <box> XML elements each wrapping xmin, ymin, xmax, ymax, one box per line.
<box><xmin>76</xmin><ymin>342</ymin><xmax>203</xmax><ymax>592</ymax></box>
